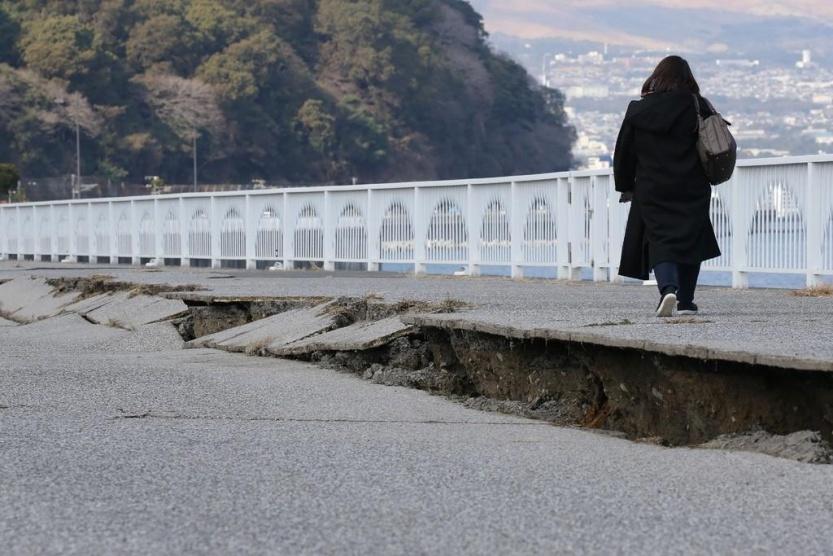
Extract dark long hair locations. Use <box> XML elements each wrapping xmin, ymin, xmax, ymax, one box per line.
<box><xmin>641</xmin><ymin>56</ymin><xmax>700</xmax><ymax>97</ymax></box>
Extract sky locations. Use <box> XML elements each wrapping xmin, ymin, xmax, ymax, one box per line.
<box><xmin>468</xmin><ymin>0</ymin><xmax>833</xmax><ymax>43</ymax></box>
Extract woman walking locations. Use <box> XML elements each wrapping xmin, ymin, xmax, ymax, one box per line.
<box><xmin>614</xmin><ymin>55</ymin><xmax>721</xmax><ymax>317</ymax></box>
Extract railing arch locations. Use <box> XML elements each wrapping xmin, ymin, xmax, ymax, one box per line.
<box><xmin>116</xmin><ymin>210</ymin><xmax>132</xmax><ymax>257</ymax></box>
<box><xmin>747</xmin><ymin>181</ymin><xmax>806</xmax><ymax>271</ymax></box>
<box><xmin>479</xmin><ymin>196</ymin><xmax>511</xmax><ymax>264</ymax></box>
<box><xmin>293</xmin><ymin>203</ymin><xmax>323</xmax><ymax>261</ymax></box>
<box><xmin>138</xmin><ymin>211</ymin><xmax>156</xmax><ymax>258</ymax></box>
<box><xmin>220</xmin><ymin>207</ymin><xmax>245</xmax><ymax>259</ymax></box>
<box><xmin>188</xmin><ymin>209</ymin><xmax>211</xmax><ymax>259</ymax></box>
<box><xmin>379</xmin><ymin>200</ymin><xmax>414</xmax><ymax>262</ymax></box>
<box><xmin>426</xmin><ymin>198</ymin><xmax>468</xmax><ymax>263</ymax></box>
<box><xmin>255</xmin><ymin>205</ymin><xmax>283</xmax><ymax>260</ymax></box>
<box><xmin>334</xmin><ymin>202</ymin><xmax>367</xmax><ymax>262</ymax></box>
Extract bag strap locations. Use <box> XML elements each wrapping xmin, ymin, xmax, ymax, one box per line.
<box><xmin>702</xmin><ymin>96</ymin><xmax>719</xmax><ymax>116</ymax></box>
<box><xmin>698</xmin><ymin>95</ymin><xmax>732</xmax><ymax>126</ymax></box>
<box><xmin>692</xmin><ymin>94</ymin><xmax>701</xmax><ymax>132</ymax></box>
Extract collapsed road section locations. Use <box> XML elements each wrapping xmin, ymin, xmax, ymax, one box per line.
<box><xmin>1</xmin><ymin>274</ymin><xmax>831</xmax><ymax>463</ymax></box>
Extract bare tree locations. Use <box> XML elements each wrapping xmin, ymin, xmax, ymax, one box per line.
<box><xmin>0</xmin><ymin>66</ymin><xmax>101</xmax><ymax>135</ymax></box>
<box><xmin>132</xmin><ymin>73</ymin><xmax>225</xmax><ymax>141</ymax></box>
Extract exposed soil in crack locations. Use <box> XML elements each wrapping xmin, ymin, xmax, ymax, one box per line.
<box><xmin>47</xmin><ymin>275</ymin><xmax>206</xmax><ymax>300</ymax></box>
<box><xmin>287</xmin><ymin>324</ymin><xmax>833</xmax><ymax>463</ymax></box>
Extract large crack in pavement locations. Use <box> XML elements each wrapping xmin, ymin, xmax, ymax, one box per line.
<box><xmin>4</xmin><ymin>273</ymin><xmax>833</xmax><ymax>464</ymax></box>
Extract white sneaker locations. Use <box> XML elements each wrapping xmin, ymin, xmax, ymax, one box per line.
<box><xmin>677</xmin><ymin>302</ymin><xmax>699</xmax><ymax>316</ymax></box>
<box><xmin>656</xmin><ymin>293</ymin><xmax>677</xmax><ymax>318</ymax></box>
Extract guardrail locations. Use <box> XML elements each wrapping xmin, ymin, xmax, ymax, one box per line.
<box><xmin>1</xmin><ymin>155</ymin><xmax>832</xmax><ymax>288</ymax></box>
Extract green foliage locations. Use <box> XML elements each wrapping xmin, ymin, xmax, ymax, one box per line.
<box><xmin>338</xmin><ymin>96</ymin><xmax>389</xmax><ymax>168</ymax></box>
<box><xmin>0</xmin><ymin>163</ymin><xmax>19</xmax><ymax>195</ymax></box>
<box><xmin>0</xmin><ymin>6</ymin><xmax>19</xmax><ymax>64</ymax></box>
<box><xmin>20</xmin><ymin>16</ymin><xmax>98</xmax><ymax>81</ymax></box>
<box><xmin>197</xmin><ymin>30</ymin><xmax>285</xmax><ymax>102</ymax></box>
<box><xmin>126</xmin><ymin>14</ymin><xmax>199</xmax><ymax>73</ymax></box>
<box><xmin>295</xmin><ymin>100</ymin><xmax>336</xmax><ymax>156</ymax></box>
<box><xmin>97</xmin><ymin>159</ymin><xmax>128</xmax><ymax>183</ymax></box>
<box><xmin>0</xmin><ymin>0</ymin><xmax>574</xmax><ymax>185</ymax></box>
<box><xmin>186</xmin><ymin>0</ymin><xmax>250</xmax><ymax>50</ymax></box>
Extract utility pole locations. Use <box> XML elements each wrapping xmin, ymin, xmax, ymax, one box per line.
<box><xmin>55</xmin><ymin>97</ymin><xmax>82</xmax><ymax>200</ymax></box>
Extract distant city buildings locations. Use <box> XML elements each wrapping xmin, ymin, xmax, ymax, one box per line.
<box><xmin>796</xmin><ymin>50</ymin><xmax>814</xmax><ymax>69</ymax></box>
<box><xmin>525</xmin><ymin>46</ymin><xmax>832</xmax><ymax>169</ymax></box>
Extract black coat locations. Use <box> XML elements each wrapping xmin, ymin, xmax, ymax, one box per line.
<box><xmin>613</xmin><ymin>91</ymin><xmax>721</xmax><ymax>280</ymax></box>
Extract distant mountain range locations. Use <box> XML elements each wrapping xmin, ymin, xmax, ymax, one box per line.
<box><xmin>468</xmin><ymin>0</ymin><xmax>833</xmax><ymax>64</ymax></box>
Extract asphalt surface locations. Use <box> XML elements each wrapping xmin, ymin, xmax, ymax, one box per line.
<box><xmin>2</xmin><ymin>277</ymin><xmax>833</xmax><ymax>553</ymax></box>
<box><xmin>2</xmin><ymin>261</ymin><xmax>833</xmax><ymax>370</ymax></box>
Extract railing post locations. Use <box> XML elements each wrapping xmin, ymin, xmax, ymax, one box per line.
<box><xmin>2</xmin><ymin>207</ymin><xmax>7</xmax><ymax>260</ymax></box>
<box><xmin>730</xmin><ymin>171</ymin><xmax>748</xmax><ymax>288</ymax></box>
<box><xmin>367</xmin><ymin>188</ymin><xmax>380</xmax><ymax>272</ymax></box>
<box><xmin>557</xmin><ymin>175</ymin><xmax>575</xmax><ymax>280</ymax></box>
<box><xmin>86</xmin><ymin>202</ymin><xmax>93</xmax><ymax>264</ymax></box>
<box><xmin>50</xmin><ymin>204</ymin><xmax>58</xmax><ymax>262</ymax></box>
<box><xmin>806</xmin><ymin>162</ymin><xmax>821</xmax><ymax>287</ymax></box>
<box><xmin>282</xmin><ymin>192</ymin><xmax>292</xmax><ymax>270</ymax></box>
<box><xmin>510</xmin><ymin>181</ymin><xmax>523</xmax><ymax>279</ymax></box>
<box><xmin>210</xmin><ymin>195</ymin><xmax>221</xmax><ymax>269</ymax></box>
<box><xmin>0</xmin><ymin>207</ymin><xmax>5</xmax><ymax>260</ymax></box>
<box><xmin>154</xmin><ymin>198</ymin><xmax>164</xmax><ymax>266</ymax></box>
<box><xmin>15</xmin><ymin>205</ymin><xmax>21</xmax><ymax>260</ymax></box>
<box><xmin>590</xmin><ymin>176</ymin><xmax>607</xmax><ymax>282</ymax></box>
<box><xmin>108</xmin><ymin>201</ymin><xmax>117</xmax><ymax>264</ymax></box>
<box><xmin>179</xmin><ymin>197</ymin><xmax>188</xmax><ymax>267</ymax></box>
<box><xmin>130</xmin><ymin>201</ymin><xmax>140</xmax><ymax>265</ymax></box>
<box><xmin>729</xmin><ymin>176</ymin><xmax>747</xmax><ymax>289</ymax></box>
<box><xmin>66</xmin><ymin>203</ymin><xmax>76</xmax><ymax>263</ymax></box>
<box><xmin>31</xmin><ymin>206</ymin><xmax>39</xmax><ymax>261</ymax></box>
<box><xmin>414</xmin><ymin>187</ymin><xmax>426</xmax><ymax>275</ymax></box>
<box><xmin>608</xmin><ymin>176</ymin><xmax>622</xmax><ymax>283</ymax></box>
<box><xmin>467</xmin><ymin>183</ymin><xmax>480</xmax><ymax>276</ymax></box>
<box><xmin>323</xmin><ymin>190</ymin><xmax>335</xmax><ymax>271</ymax></box>
<box><xmin>245</xmin><ymin>194</ymin><xmax>256</xmax><ymax>270</ymax></box>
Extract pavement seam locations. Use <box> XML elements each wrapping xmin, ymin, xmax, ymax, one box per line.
<box><xmin>106</xmin><ymin>412</ymin><xmax>545</xmax><ymax>426</ymax></box>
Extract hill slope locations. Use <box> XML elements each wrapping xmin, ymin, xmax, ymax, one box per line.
<box><xmin>0</xmin><ymin>0</ymin><xmax>574</xmax><ymax>186</ymax></box>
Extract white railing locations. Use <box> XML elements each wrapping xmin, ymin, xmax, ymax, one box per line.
<box><xmin>2</xmin><ymin>155</ymin><xmax>832</xmax><ymax>288</ymax></box>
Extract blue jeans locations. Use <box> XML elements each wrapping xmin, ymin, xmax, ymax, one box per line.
<box><xmin>653</xmin><ymin>262</ymin><xmax>701</xmax><ymax>305</ymax></box>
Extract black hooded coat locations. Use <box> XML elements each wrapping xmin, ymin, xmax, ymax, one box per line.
<box><xmin>613</xmin><ymin>91</ymin><xmax>721</xmax><ymax>280</ymax></box>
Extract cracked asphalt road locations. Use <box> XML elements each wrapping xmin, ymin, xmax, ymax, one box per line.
<box><xmin>3</xmin><ymin>278</ymin><xmax>833</xmax><ymax>553</ymax></box>
<box><xmin>4</xmin><ymin>261</ymin><xmax>833</xmax><ymax>370</ymax></box>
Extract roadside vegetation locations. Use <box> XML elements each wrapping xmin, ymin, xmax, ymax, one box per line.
<box><xmin>0</xmin><ymin>0</ymin><xmax>574</xmax><ymax>186</ymax></box>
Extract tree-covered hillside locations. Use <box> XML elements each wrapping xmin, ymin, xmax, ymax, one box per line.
<box><xmin>0</xmin><ymin>0</ymin><xmax>575</xmax><ymax>186</ymax></box>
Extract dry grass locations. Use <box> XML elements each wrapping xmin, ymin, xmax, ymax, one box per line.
<box><xmin>106</xmin><ymin>318</ymin><xmax>130</xmax><ymax>330</ymax></box>
<box><xmin>321</xmin><ymin>298</ymin><xmax>362</xmax><ymax>322</ymax></box>
<box><xmin>436</xmin><ymin>297</ymin><xmax>471</xmax><ymax>313</ymax></box>
<box><xmin>245</xmin><ymin>337</ymin><xmax>274</xmax><ymax>356</ymax></box>
<box><xmin>584</xmin><ymin>319</ymin><xmax>634</xmax><ymax>328</ymax></box>
<box><xmin>790</xmin><ymin>285</ymin><xmax>833</xmax><ymax>298</ymax></box>
<box><xmin>389</xmin><ymin>297</ymin><xmax>472</xmax><ymax>315</ymax></box>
